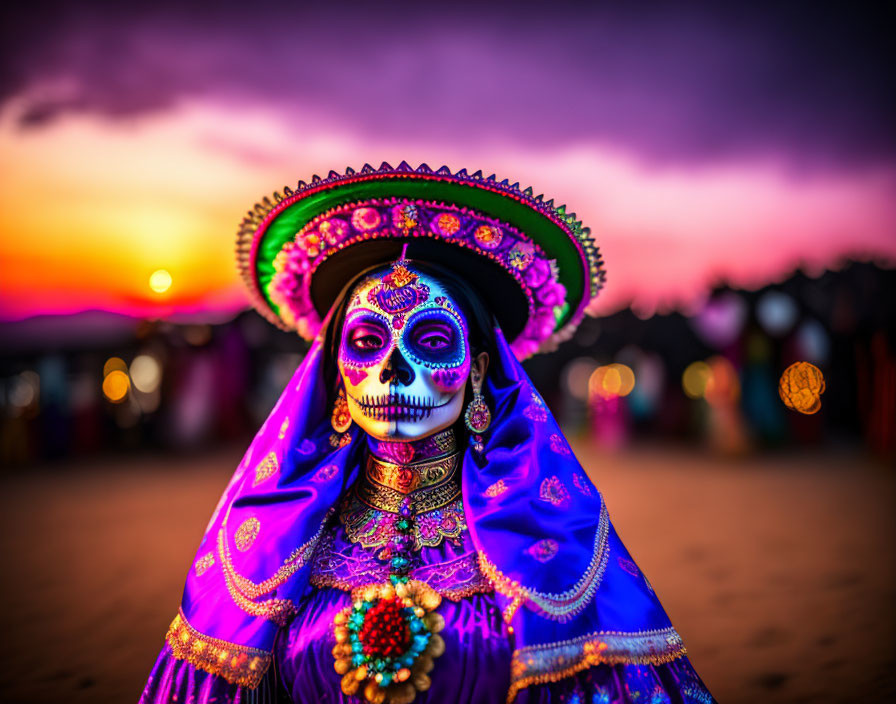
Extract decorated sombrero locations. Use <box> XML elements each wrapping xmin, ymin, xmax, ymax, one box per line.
<box><xmin>236</xmin><ymin>162</ymin><xmax>605</xmax><ymax>358</ymax></box>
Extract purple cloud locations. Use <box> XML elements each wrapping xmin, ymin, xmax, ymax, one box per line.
<box><xmin>1</xmin><ymin>2</ymin><xmax>893</xmax><ymax>167</ymax></box>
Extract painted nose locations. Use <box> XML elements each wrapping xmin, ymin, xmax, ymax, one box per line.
<box><xmin>380</xmin><ymin>347</ymin><xmax>415</xmax><ymax>386</ymax></box>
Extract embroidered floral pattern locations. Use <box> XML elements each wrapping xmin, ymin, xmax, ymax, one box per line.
<box><xmin>528</xmin><ymin>539</ymin><xmax>560</xmax><ymax>563</ymax></box>
<box><xmin>485</xmin><ymin>479</ymin><xmax>508</xmax><ymax>497</ymax></box>
<box><xmin>617</xmin><ymin>556</ymin><xmax>640</xmax><ymax>577</ymax></box>
<box><xmin>278</xmin><ymin>417</ymin><xmax>289</xmax><ymax>439</ymax></box>
<box><xmin>313</xmin><ymin>464</ymin><xmax>339</xmax><ymax>482</ymax></box>
<box><xmin>329</xmin><ymin>432</ymin><xmax>352</xmax><ymax>448</ymax></box>
<box><xmin>340</xmin><ymin>493</ymin><xmax>467</xmax><ymax>552</ymax></box>
<box><xmin>523</xmin><ymin>400</ymin><xmax>548</xmax><ymax>422</ymax></box>
<box><xmin>573</xmin><ymin>472</ymin><xmax>594</xmax><ymax>496</ymax></box>
<box><xmin>540</xmin><ymin>476</ymin><xmax>571</xmax><ymax>508</ymax></box>
<box><xmin>549</xmin><ymin>434</ymin><xmax>571</xmax><ymax>456</ymax></box>
<box><xmin>310</xmin><ymin>528</ymin><xmax>492</xmax><ymax>601</ymax></box>
<box><xmin>253</xmin><ymin>452</ymin><xmax>278</xmax><ymax>487</ymax></box>
<box><xmin>235</xmin><ymin>517</ymin><xmax>260</xmax><ymax>551</ymax></box>
<box><xmin>194</xmin><ymin>552</ymin><xmax>215</xmax><ymax>576</ymax></box>
<box><xmin>432</xmin><ymin>212</ymin><xmax>460</xmax><ymax>237</ymax></box>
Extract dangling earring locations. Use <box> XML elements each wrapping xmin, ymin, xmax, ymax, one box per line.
<box><xmin>330</xmin><ymin>384</ymin><xmax>352</xmax><ymax>446</ymax></box>
<box><xmin>464</xmin><ymin>368</ymin><xmax>490</xmax><ymax>455</ymax></box>
<box><xmin>464</xmin><ymin>391</ymin><xmax>491</xmax><ymax>434</ymax></box>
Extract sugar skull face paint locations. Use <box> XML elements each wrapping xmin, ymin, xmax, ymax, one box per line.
<box><xmin>337</xmin><ymin>263</ymin><xmax>471</xmax><ymax>441</ymax></box>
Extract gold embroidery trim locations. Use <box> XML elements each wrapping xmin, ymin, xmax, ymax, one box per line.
<box><xmin>506</xmin><ymin>627</ymin><xmax>687</xmax><ymax>703</ymax></box>
<box><xmin>166</xmin><ymin>608</ymin><xmax>272</xmax><ymax>689</ymax></box>
<box><xmin>478</xmin><ymin>501</ymin><xmax>610</xmax><ymax>623</ymax></box>
<box><xmin>217</xmin><ymin>508</ymin><xmax>334</xmax><ymax>624</ymax></box>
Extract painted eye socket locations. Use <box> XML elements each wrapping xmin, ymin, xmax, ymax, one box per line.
<box><xmin>402</xmin><ymin>309</ymin><xmax>466</xmax><ymax>367</ymax></box>
<box><xmin>347</xmin><ymin>322</ymin><xmax>387</xmax><ymax>351</ymax></box>
<box><xmin>411</xmin><ymin>321</ymin><xmax>454</xmax><ymax>350</ymax></box>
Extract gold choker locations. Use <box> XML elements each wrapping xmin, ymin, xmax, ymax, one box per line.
<box><xmin>358</xmin><ymin>452</ymin><xmax>461</xmax><ymax>514</ymax></box>
<box><xmin>365</xmin><ymin>451</ymin><xmax>459</xmax><ymax>493</ymax></box>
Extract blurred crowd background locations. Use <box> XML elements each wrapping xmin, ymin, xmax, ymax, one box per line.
<box><xmin>1</xmin><ymin>2</ymin><xmax>894</xmax><ymax>703</ymax></box>
<box><xmin>2</xmin><ymin>260</ymin><xmax>895</xmax><ymax>464</ymax></box>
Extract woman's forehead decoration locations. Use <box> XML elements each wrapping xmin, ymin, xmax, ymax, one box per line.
<box><xmin>365</xmin><ymin>260</ymin><xmax>431</xmax><ymax>330</ymax></box>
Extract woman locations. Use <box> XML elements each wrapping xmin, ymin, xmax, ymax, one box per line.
<box><xmin>141</xmin><ymin>164</ymin><xmax>715</xmax><ymax>704</ymax></box>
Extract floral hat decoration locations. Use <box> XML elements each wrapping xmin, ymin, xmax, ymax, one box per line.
<box><xmin>236</xmin><ymin>162</ymin><xmax>605</xmax><ymax>358</ymax></box>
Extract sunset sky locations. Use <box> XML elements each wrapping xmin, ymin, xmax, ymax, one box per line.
<box><xmin>1</xmin><ymin>2</ymin><xmax>893</xmax><ymax>322</ymax></box>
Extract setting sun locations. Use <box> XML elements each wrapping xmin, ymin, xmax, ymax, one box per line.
<box><xmin>149</xmin><ymin>269</ymin><xmax>173</xmax><ymax>294</ymax></box>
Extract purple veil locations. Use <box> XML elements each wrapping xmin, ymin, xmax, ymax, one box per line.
<box><xmin>167</xmin><ymin>318</ymin><xmax>684</xmax><ymax>692</ymax></box>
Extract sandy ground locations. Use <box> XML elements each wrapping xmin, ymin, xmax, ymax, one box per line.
<box><xmin>0</xmin><ymin>441</ymin><xmax>894</xmax><ymax>704</ymax></box>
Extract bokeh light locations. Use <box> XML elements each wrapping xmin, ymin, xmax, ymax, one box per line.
<box><xmin>183</xmin><ymin>325</ymin><xmax>213</xmax><ymax>346</ymax></box>
<box><xmin>704</xmin><ymin>356</ymin><xmax>741</xmax><ymax>406</ymax></box>
<box><xmin>589</xmin><ymin>363</ymin><xmax>636</xmax><ymax>400</ymax></box>
<box><xmin>8</xmin><ymin>371</ymin><xmax>39</xmax><ymax>410</ymax></box>
<box><xmin>691</xmin><ymin>293</ymin><xmax>747</xmax><ymax>348</ymax></box>
<box><xmin>682</xmin><ymin>358</ymin><xmax>740</xmax><ymax>404</ymax></box>
<box><xmin>564</xmin><ymin>357</ymin><xmax>598</xmax><ymax>401</ymax></box>
<box><xmin>103</xmin><ymin>357</ymin><xmax>128</xmax><ymax>378</ymax></box>
<box><xmin>102</xmin><ymin>369</ymin><xmax>130</xmax><ymax>403</ymax></box>
<box><xmin>130</xmin><ymin>355</ymin><xmax>162</xmax><ymax>393</ymax></box>
<box><xmin>682</xmin><ymin>361</ymin><xmax>712</xmax><ymax>399</ymax></box>
<box><xmin>149</xmin><ymin>269</ymin><xmax>173</xmax><ymax>294</ymax></box>
<box><xmin>757</xmin><ymin>291</ymin><xmax>798</xmax><ymax>336</ymax></box>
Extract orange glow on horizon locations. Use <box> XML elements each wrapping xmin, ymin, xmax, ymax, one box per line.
<box><xmin>1</xmin><ymin>102</ymin><xmax>895</xmax><ymax>322</ymax></box>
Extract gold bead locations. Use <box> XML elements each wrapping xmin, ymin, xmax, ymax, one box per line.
<box><xmin>427</xmin><ymin>633</ymin><xmax>445</xmax><ymax>658</ymax></box>
<box><xmin>364</xmin><ymin>680</ymin><xmax>382</xmax><ymax>702</ymax></box>
<box><xmin>341</xmin><ymin>672</ymin><xmax>360</xmax><ymax>696</ymax></box>
<box><xmin>390</xmin><ymin>683</ymin><xmax>416</xmax><ymax>704</ymax></box>
<box><xmin>412</xmin><ymin>672</ymin><xmax>432</xmax><ymax>691</ymax></box>
<box><xmin>424</xmin><ymin>612</ymin><xmax>445</xmax><ymax>633</ymax></box>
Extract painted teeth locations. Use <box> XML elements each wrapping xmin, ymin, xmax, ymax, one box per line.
<box><xmin>355</xmin><ymin>392</ymin><xmax>439</xmax><ymax>421</ymax></box>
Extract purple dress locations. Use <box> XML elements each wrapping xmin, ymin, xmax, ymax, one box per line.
<box><xmin>141</xmin><ymin>461</ymin><xmax>713</xmax><ymax>704</ymax></box>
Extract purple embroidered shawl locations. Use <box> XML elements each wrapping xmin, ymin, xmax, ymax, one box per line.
<box><xmin>171</xmin><ymin>322</ymin><xmax>680</xmax><ymax>688</ymax></box>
